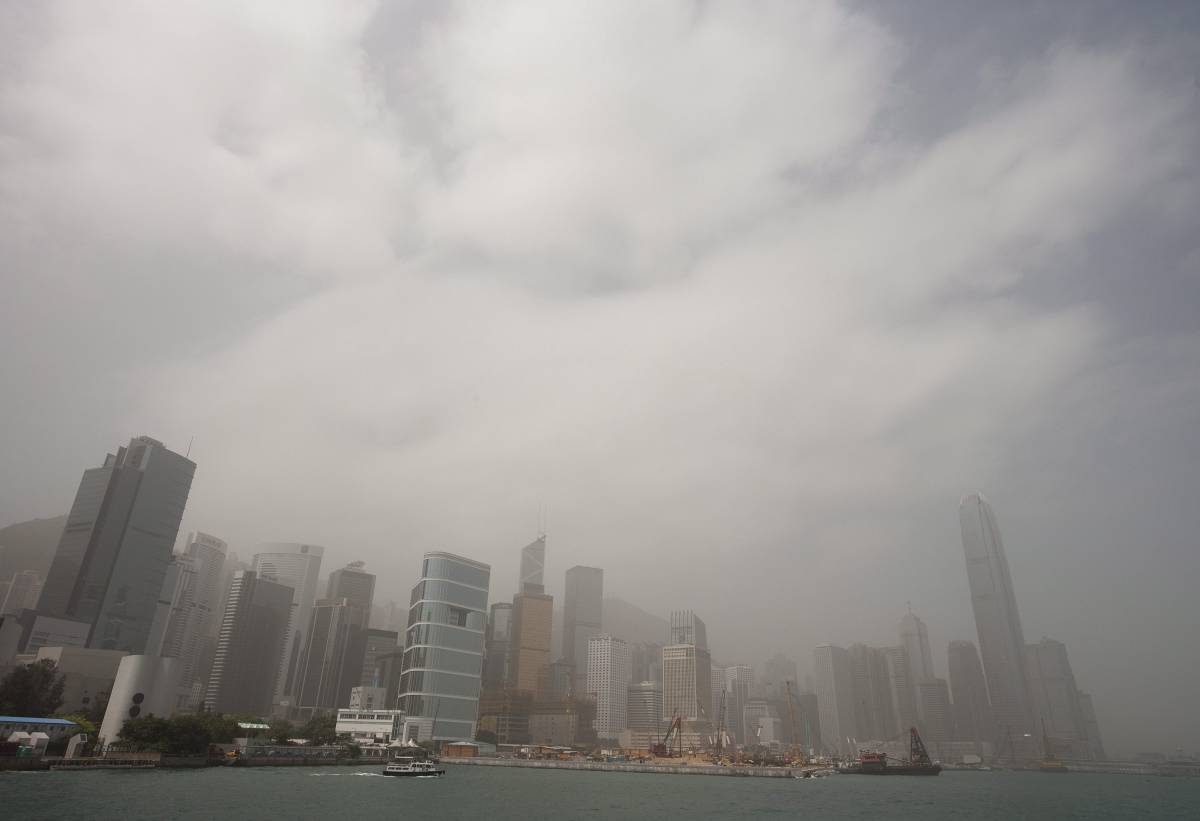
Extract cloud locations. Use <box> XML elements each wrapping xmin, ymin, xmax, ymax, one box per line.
<box><xmin>2</xmin><ymin>1</ymin><xmax>1197</xmax><ymax>753</ymax></box>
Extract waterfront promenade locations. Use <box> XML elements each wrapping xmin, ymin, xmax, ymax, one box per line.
<box><xmin>445</xmin><ymin>756</ymin><xmax>815</xmax><ymax>778</ymax></box>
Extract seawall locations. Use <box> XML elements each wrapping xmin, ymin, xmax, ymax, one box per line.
<box><xmin>445</xmin><ymin>757</ymin><xmax>808</xmax><ymax>778</ymax></box>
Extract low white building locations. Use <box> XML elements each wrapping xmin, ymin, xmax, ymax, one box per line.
<box><xmin>335</xmin><ymin>708</ymin><xmax>403</xmax><ymax>744</ymax></box>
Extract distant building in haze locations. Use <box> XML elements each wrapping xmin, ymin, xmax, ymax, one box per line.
<box><xmin>327</xmin><ymin>561</ymin><xmax>376</xmax><ymax>611</ymax></box>
<box><xmin>1</xmin><ymin>570</ymin><xmax>42</xmax><ymax>615</ymax></box>
<box><xmin>562</xmin><ymin>565</ymin><xmax>603</xmax><ymax>694</ymax></box>
<box><xmin>519</xmin><ymin>536</ymin><xmax>546</xmax><ymax>594</ymax></box>
<box><xmin>482</xmin><ymin>602</ymin><xmax>512</xmax><ymax>689</ymax></box>
<box><xmin>947</xmin><ymin>639</ymin><xmax>992</xmax><ymax>745</ymax></box>
<box><xmin>849</xmin><ymin>644</ymin><xmax>899</xmax><ymax>741</ymax></box>
<box><xmin>663</xmin><ymin>611</ymin><xmax>711</xmax><ymax>724</ymax></box>
<box><xmin>814</xmin><ymin>643</ymin><xmax>856</xmax><ymax>756</ymax></box>
<box><xmin>762</xmin><ymin>654</ymin><xmax>798</xmax><ymax>703</ymax></box>
<box><xmin>898</xmin><ymin>609</ymin><xmax>935</xmax><ymax>683</ymax></box>
<box><xmin>587</xmin><ymin>634</ymin><xmax>631</xmax><ymax>739</ymax></box>
<box><xmin>398</xmin><ymin>552</ymin><xmax>490</xmax><ymax>742</ymax></box>
<box><xmin>724</xmin><ymin>665</ymin><xmax>754</xmax><ymax>745</ymax></box>
<box><xmin>252</xmin><ymin>543</ymin><xmax>324</xmax><ymax>704</ymax></box>
<box><xmin>959</xmin><ymin>493</ymin><xmax>1036</xmax><ymax>741</ymax></box>
<box><xmin>1077</xmin><ymin>691</ymin><xmax>1107</xmax><ymax>760</ymax></box>
<box><xmin>881</xmin><ymin>645</ymin><xmax>919</xmax><ymax>734</ymax></box>
<box><xmin>631</xmin><ymin>641</ymin><xmax>663</xmax><ymax>685</ymax></box>
<box><xmin>627</xmin><ymin>680</ymin><xmax>664</xmax><ymax>734</ymax></box>
<box><xmin>38</xmin><ymin>436</ymin><xmax>195</xmax><ymax>653</ymax></box>
<box><xmin>1025</xmin><ymin>637</ymin><xmax>1098</xmax><ymax>760</ymax></box>
<box><xmin>156</xmin><ymin>532</ymin><xmax>228</xmax><ymax>709</ymax></box>
<box><xmin>916</xmin><ymin>678</ymin><xmax>954</xmax><ymax>751</ymax></box>
<box><xmin>361</xmin><ymin>628</ymin><xmax>400</xmax><ymax>690</ymax></box>
<box><xmin>204</xmin><ymin>570</ymin><xmax>293</xmax><ymax>715</ymax></box>
<box><xmin>293</xmin><ymin>593</ymin><xmax>372</xmax><ymax>711</ymax></box>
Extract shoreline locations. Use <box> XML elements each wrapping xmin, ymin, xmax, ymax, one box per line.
<box><xmin>443</xmin><ymin>757</ymin><xmax>814</xmax><ymax>778</ymax></box>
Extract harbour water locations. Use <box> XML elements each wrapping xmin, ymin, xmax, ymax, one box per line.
<box><xmin>2</xmin><ymin>764</ymin><xmax>1198</xmax><ymax>820</ymax></box>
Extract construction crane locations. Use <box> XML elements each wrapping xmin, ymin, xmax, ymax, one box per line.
<box><xmin>785</xmin><ymin>680</ymin><xmax>807</xmax><ymax>765</ymax></box>
<box><xmin>712</xmin><ymin>690</ymin><xmax>727</xmax><ymax>762</ymax></box>
<box><xmin>651</xmin><ymin>715</ymin><xmax>683</xmax><ymax>758</ymax></box>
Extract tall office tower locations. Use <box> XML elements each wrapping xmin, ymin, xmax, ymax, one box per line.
<box><xmin>398</xmin><ymin>552</ymin><xmax>490</xmax><ymax>742</ymax></box>
<box><xmin>327</xmin><ymin>561</ymin><xmax>376</xmax><ymax>611</ymax></box>
<box><xmin>361</xmin><ymin>628</ymin><xmax>400</xmax><ymax>689</ymax></box>
<box><xmin>881</xmin><ymin>645</ymin><xmax>919</xmax><ymax>732</ymax></box>
<box><xmin>39</xmin><ymin>436</ymin><xmax>195</xmax><ymax>653</ymax></box>
<box><xmin>959</xmin><ymin>493</ymin><xmax>1036</xmax><ymax>737</ymax></box>
<box><xmin>252</xmin><ymin>543</ymin><xmax>324</xmax><ymax>703</ymax></box>
<box><xmin>662</xmin><ymin>611</ymin><xmax>712</xmax><ymax>723</ymax></box>
<box><xmin>482</xmin><ymin>602</ymin><xmax>513</xmax><ymax>688</ymax></box>
<box><xmin>1025</xmin><ymin>637</ymin><xmax>1092</xmax><ymax>758</ymax></box>
<box><xmin>169</xmin><ymin>533</ymin><xmax>228</xmax><ymax>703</ymax></box>
<box><xmin>519</xmin><ymin>535</ymin><xmax>546</xmax><ymax>594</ymax></box>
<box><xmin>293</xmin><ymin>597</ymin><xmax>371</xmax><ymax>710</ymax></box>
<box><xmin>586</xmin><ymin>634</ymin><xmax>631</xmax><ymax>739</ymax></box>
<box><xmin>763</xmin><ymin>653</ymin><xmax>798</xmax><ymax>702</ymax></box>
<box><xmin>1</xmin><ymin>570</ymin><xmax>43</xmax><ymax>615</ymax></box>
<box><xmin>204</xmin><ymin>570</ymin><xmax>293</xmax><ymax>715</ymax></box>
<box><xmin>898</xmin><ymin>609</ymin><xmax>935</xmax><ymax>683</ymax></box>
<box><xmin>627</xmin><ymin>681</ymin><xmax>665</xmax><ymax>733</ymax></box>
<box><xmin>1077</xmin><ymin>691</ymin><xmax>1107</xmax><ymax>760</ymax></box>
<box><xmin>146</xmin><ymin>554</ymin><xmax>195</xmax><ymax>656</ymax></box>
<box><xmin>561</xmin><ymin>566</ymin><xmax>603</xmax><ymax>693</ymax></box>
<box><xmin>742</xmin><ymin>698</ymin><xmax>776</xmax><ymax>744</ymax></box>
<box><xmin>814</xmin><ymin>643</ymin><xmax>856</xmax><ymax>755</ymax></box>
<box><xmin>631</xmin><ymin>642</ymin><xmax>663</xmax><ymax>685</ymax></box>
<box><xmin>916</xmin><ymin>678</ymin><xmax>954</xmax><ymax>750</ymax></box>
<box><xmin>948</xmin><ymin>640</ymin><xmax>992</xmax><ymax>744</ymax></box>
<box><xmin>796</xmin><ymin>692</ymin><xmax>822</xmax><ymax>753</ymax></box>
<box><xmin>849</xmin><ymin>644</ymin><xmax>899</xmax><ymax>741</ymax></box>
<box><xmin>509</xmin><ymin>589</ymin><xmax>554</xmax><ymax>694</ymax></box>
<box><xmin>724</xmin><ymin>665</ymin><xmax>754</xmax><ymax>745</ymax></box>
<box><xmin>711</xmin><ymin>666</ymin><xmax>725</xmax><ymax>729</ymax></box>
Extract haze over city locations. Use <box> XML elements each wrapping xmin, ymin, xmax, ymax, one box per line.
<box><xmin>2</xmin><ymin>0</ymin><xmax>1198</xmax><ymax>762</ymax></box>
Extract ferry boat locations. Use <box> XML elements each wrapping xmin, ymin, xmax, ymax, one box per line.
<box><xmin>382</xmin><ymin>757</ymin><xmax>446</xmax><ymax>777</ymax></box>
<box><xmin>839</xmin><ymin>728</ymin><xmax>942</xmax><ymax>776</ymax></box>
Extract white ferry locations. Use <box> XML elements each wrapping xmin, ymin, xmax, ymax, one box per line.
<box><xmin>382</xmin><ymin>757</ymin><xmax>446</xmax><ymax>778</ymax></box>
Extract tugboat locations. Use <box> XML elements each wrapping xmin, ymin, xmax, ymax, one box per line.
<box><xmin>382</xmin><ymin>756</ymin><xmax>446</xmax><ymax>777</ymax></box>
<box><xmin>840</xmin><ymin>727</ymin><xmax>942</xmax><ymax>776</ymax></box>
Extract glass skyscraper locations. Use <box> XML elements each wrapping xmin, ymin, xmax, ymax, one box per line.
<box><xmin>39</xmin><ymin>436</ymin><xmax>195</xmax><ymax>653</ymax></box>
<box><xmin>959</xmin><ymin>492</ymin><xmax>1035</xmax><ymax>740</ymax></box>
<box><xmin>398</xmin><ymin>552</ymin><xmax>491</xmax><ymax>742</ymax></box>
<box><xmin>562</xmin><ymin>565</ymin><xmax>603</xmax><ymax>693</ymax></box>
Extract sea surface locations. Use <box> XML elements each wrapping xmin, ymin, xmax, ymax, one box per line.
<box><xmin>2</xmin><ymin>764</ymin><xmax>1198</xmax><ymax>821</ymax></box>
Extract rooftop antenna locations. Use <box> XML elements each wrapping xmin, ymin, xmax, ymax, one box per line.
<box><xmin>186</xmin><ymin>436</ymin><xmax>194</xmax><ymax>458</ymax></box>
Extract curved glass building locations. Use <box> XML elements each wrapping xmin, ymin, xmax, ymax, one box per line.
<box><xmin>959</xmin><ymin>492</ymin><xmax>1035</xmax><ymax>742</ymax></box>
<box><xmin>398</xmin><ymin>552</ymin><xmax>491</xmax><ymax>742</ymax></box>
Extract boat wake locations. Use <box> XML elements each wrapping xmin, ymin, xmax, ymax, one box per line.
<box><xmin>308</xmin><ymin>772</ymin><xmax>387</xmax><ymax>777</ymax></box>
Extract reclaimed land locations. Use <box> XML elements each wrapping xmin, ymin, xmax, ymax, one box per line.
<box><xmin>445</xmin><ymin>757</ymin><xmax>815</xmax><ymax>778</ymax></box>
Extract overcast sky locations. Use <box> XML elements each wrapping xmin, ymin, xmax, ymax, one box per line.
<box><xmin>2</xmin><ymin>1</ymin><xmax>1198</xmax><ymax>756</ymax></box>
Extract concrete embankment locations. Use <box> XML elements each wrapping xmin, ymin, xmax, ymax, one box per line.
<box><xmin>445</xmin><ymin>757</ymin><xmax>808</xmax><ymax>778</ymax></box>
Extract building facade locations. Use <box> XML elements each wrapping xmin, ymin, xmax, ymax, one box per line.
<box><xmin>898</xmin><ymin>610</ymin><xmax>935</xmax><ymax>683</ymax></box>
<box><xmin>663</xmin><ymin>611</ymin><xmax>711</xmax><ymax>724</ymax></box>
<box><xmin>482</xmin><ymin>602</ymin><xmax>512</xmax><ymax>688</ymax></box>
<box><xmin>509</xmin><ymin>590</ymin><xmax>553</xmax><ymax>694</ymax></box>
<box><xmin>204</xmin><ymin>570</ymin><xmax>293</xmax><ymax>715</ymax></box>
<box><xmin>293</xmin><ymin>597</ymin><xmax>371</xmax><ymax>711</ymax></box>
<box><xmin>814</xmin><ymin>643</ymin><xmax>856</xmax><ymax>756</ymax></box>
<box><xmin>398</xmin><ymin>552</ymin><xmax>491</xmax><ymax>742</ymax></box>
<box><xmin>519</xmin><ymin>536</ymin><xmax>546</xmax><ymax>594</ymax></box>
<box><xmin>959</xmin><ymin>493</ymin><xmax>1036</xmax><ymax>740</ymax></box>
<box><xmin>39</xmin><ymin>436</ymin><xmax>195</xmax><ymax>653</ymax></box>
<box><xmin>586</xmin><ymin>634</ymin><xmax>631</xmax><ymax>739</ymax></box>
<box><xmin>1025</xmin><ymin>637</ymin><xmax>1094</xmax><ymax>759</ymax></box>
<box><xmin>627</xmin><ymin>680</ymin><xmax>664</xmax><ymax>734</ymax></box>
<box><xmin>561</xmin><ymin>565</ymin><xmax>603</xmax><ymax>694</ymax></box>
<box><xmin>252</xmin><ymin>543</ymin><xmax>324</xmax><ymax>704</ymax></box>
<box><xmin>1</xmin><ymin>570</ymin><xmax>42</xmax><ymax>615</ymax></box>
<box><xmin>948</xmin><ymin>639</ymin><xmax>992</xmax><ymax>745</ymax></box>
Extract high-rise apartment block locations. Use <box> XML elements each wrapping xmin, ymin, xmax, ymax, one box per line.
<box><xmin>586</xmin><ymin>634</ymin><xmax>631</xmax><ymax>739</ymax></box>
<box><xmin>959</xmin><ymin>493</ymin><xmax>1036</xmax><ymax>739</ymax></box>
<box><xmin>39</xmin><ymin>436</ymin><xmax>195</xmax><ymax>653</ymax></box>
<box><xmin>398</xmin><ymin>552</ymin><xmax>491</xmax><ymax>742</ymax></box>
<box><xmin>562</xmin><ymin>565</ymin><xmax>603</xmax><ymax>694</ymax></box>
<box><xmin>204</xmin><ymin>570</ymin><xmax>293</xmax><ymax>715</ymax></box>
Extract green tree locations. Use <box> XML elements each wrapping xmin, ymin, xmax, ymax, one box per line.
<box><xmin>298</xmin><ymin>714</ymin><xmax>337</xmax><ymax>745</ymax></box>
<box><xmin>269</xmin><ymin>719</ymin><xmax>295</xmax><ymax>745</ymax></box>
<box><xmin>162</xmin><ymin>715</ymin><xmax>212</xmax><ymax>755</ymax></box>
<box><xmin>475</xmin><ymin>729</ymin><xmax>497</xmax><ymax>745</ymax></box>
<box><xmin>118</xmin><ymin>716</ymin><xmax>171</xmax><ymax>751</ymax></box>
<box><xmin>54</xmin><ymin>712</ymin><xmax>97</xmax><ymax>737</ymax></box>
<box><xmin>0</xmin><ymin>659</ymin><xmax>65</xmax><ymax>715</ymax></box>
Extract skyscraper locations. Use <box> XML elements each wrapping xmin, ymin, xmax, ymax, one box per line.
<box><xmin>881</xmin><ymin>645</ymin><xmax>919</xmax><ymax>734</ymax></box>
<box><xmin>849</xmin><ymin>644</ymin><xmax>899</xmax><ymax>741</ymax></box>
<box><xmin>586</xmin><ymin>634</ymin><xmax>631</xmax><ymax>739</ymax></box>
<box><xmin>1025</xmin><ymin>637</ymin><xmax>1094</xmax><ymax>759</ymax></box>
<box><xmin>562</xmin><ymin>565</ymin><xmax>603</xmax><ymax>693</ymax></box>
<box><xmin>252</xmin><ymin>543</ymin><xmax>324</xmax><ymax>703</ymax></box>
<box><xmin>361</xmin><ymin>628</ymin><xmax>400</xmax><ymax>690</ymax></box>
<box><xmin>39</xmin><ymin>436</ymin><xmax>195</xmax><ymax>653</ymax></box>
<box><xmin>327</xmin><ymin>561</ymin><xmax>376</xmax><ymax>611</ymax></box>
<box><xmin>948</xmin><ymin>639</ymin><xmax>992</xmax><ymax>744</ymax></box>
<box><xmin>898</xmin><ymin>609</ymin><xmax>935</xmax><ymax>682</ymax></box>
<box><xmin>1077</xmin><ymin>691</ymin><xmax>1107</xmax><ymax>760</ymax></box>
<box><xmin>398</xmin><ymin>552</ymin><xmax>491</xmax><ymax>742</ymax></box>
<box><xmin>482</xmin><ymin>602</ymin><xmax>512</xmax><ymax>689</ymax></box>
<box><xmin>662</xmin><ymin>611</ymin><xmax>711</xmax><ymax>723</ymax></box>
<box><xmin>509</xmin><ymin>589</ymin><xmax>553</xmax><ymax>694</ymax></box>
<box><xmin>204</xmin><ymin>570</ymin><xmax>293</xmax><ymax>715</ymax></box>
<box><xmin>519</xmin><ymin>535</ymin><xmax>546</xmax><ymax>594</ymax></box>
<box><xmin>171</xmin><ymin>532</ymin><xmax>228</xmax><ymax>707</ymax></box>
<box><xmin>959</xmin><ymin>493</ymin><xmax>1036</xmax><ymax>738</ymax></box>
<box><xmin>814</xmin><ymin>643</ymin><xmax>856</xmax><ymax>755</ymax></box>
<box><xmin>627</xmin><ymin>681</ymin><xmax>664</xmax><ymax>734</ymax></box>
<box><xmin>762</xmin><ymin>654</ymin><xmax>798</xmax><ymax>703</ymax></box>
<box><xmin>723</xmin><ymin>665</ymin><xmax>754</xmax><ymax>745</ymax></box>
<box><xmin>916</xmin><ymin>678</ymin><xmax>954</xmax><ymax>750</ymax></box>
<box><xmin>293</xmin><ymin>596</ymin><xmax>371</xmax><ymax>710</ymax></box>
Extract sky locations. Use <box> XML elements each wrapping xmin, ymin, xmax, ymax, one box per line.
<box><xmin>1</xmin><ymin>1</ymin><xmax>1198</xmax><ymax>756</ymax></box>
